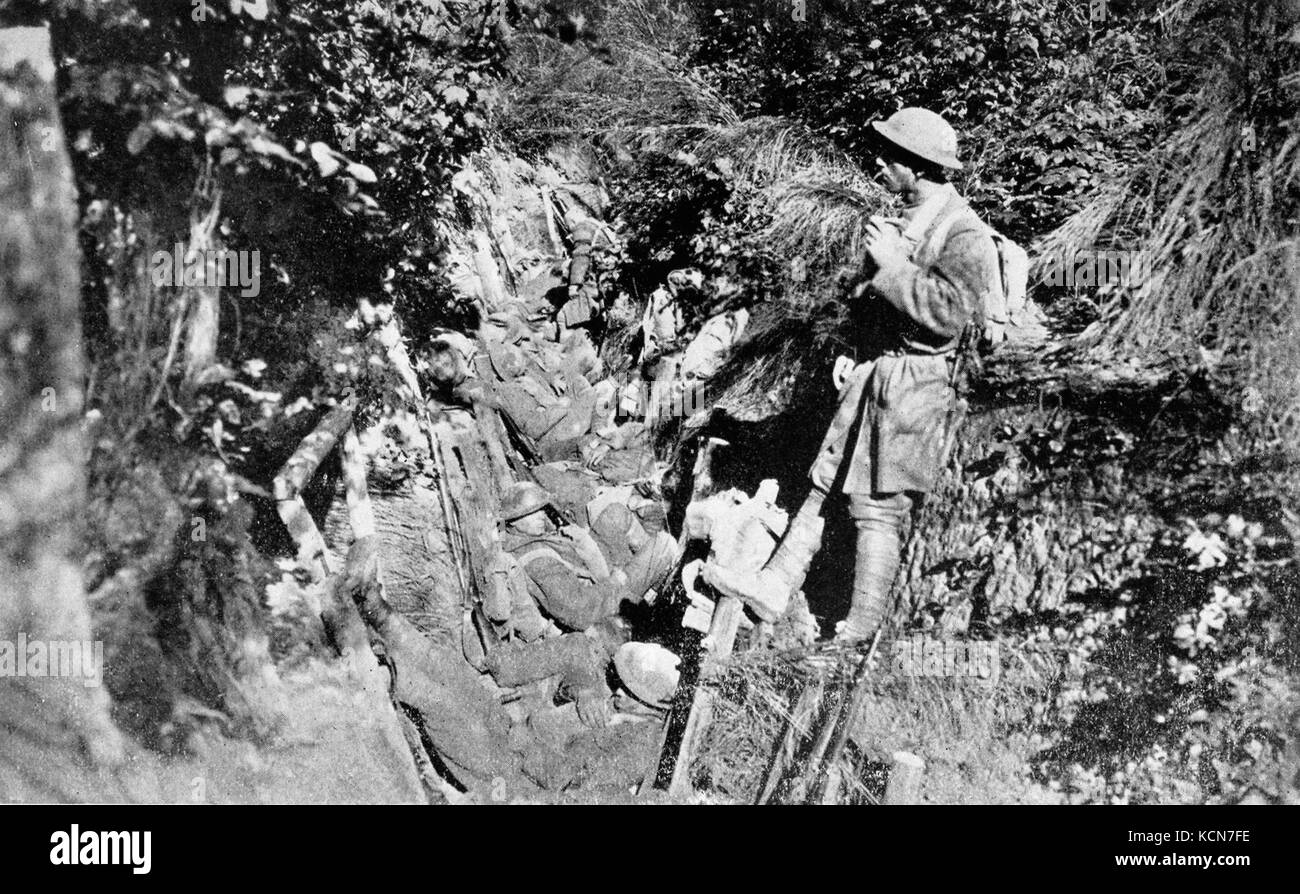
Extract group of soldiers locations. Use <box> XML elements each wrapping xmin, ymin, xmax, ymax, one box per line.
<box><xmin>408</xmin><ymin>106</ymin><xmax>1002</xmax><ymax>794</ymax></box>
<box><xmin>424</xmin><ymin>284</ymin><xmax>684</xmax><ymax>746</ymax></box>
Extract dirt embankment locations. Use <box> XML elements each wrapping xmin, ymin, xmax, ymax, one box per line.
<box><xmin>681</xmin><ymin>333</ymin><xmax>1300</xmax><ymax>803</ymax></box>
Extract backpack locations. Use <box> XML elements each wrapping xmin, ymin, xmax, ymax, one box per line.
<box><xmin>983</xmin><ymin>230</ymin><xmax>1030</xmax><ymax>345</ymax></box>
<box><xmin>927</xmin><ymin>212</ymin><xmax>1030</xmax><ymax>347</ymax></box>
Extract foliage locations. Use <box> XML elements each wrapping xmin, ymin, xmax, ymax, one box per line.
<box><xmin>945</xmin><ymin>374</ymin><xmax>1300</xmax><ymax>804</ymax></box>
<box><xmin>687</xmin><ymin>0</ymin><xmax>1164</xmax><ymax>239</ymax></box>
<box><xmin>611</xmin><ymin>143</ymin><xmax>790</xmax><ymax>318</ymax></box>
<box><xmin>1035</xmin><ymin>493</ymin><xmax>1300</xmax><ymax>804</ymax></box>
<box><xmin>1041</xmin><ymin>0</ymin><xmax>1300</xmax><ymax>449</ymax></box>
<box><xmin>0</xmin><ymin>0</ymin><xmax>517</xmax><ymax>744</ymax></box>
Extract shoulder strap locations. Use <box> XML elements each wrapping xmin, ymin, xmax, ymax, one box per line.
<box><xmin>919</xmin><ymin>209</ymin><xmax>965</xmax><ymax>265</ymax></box>
<box><xmin>987</xmin><ymin>230</ymin><xmax>1030</xmax><ymax>320</ymax></box>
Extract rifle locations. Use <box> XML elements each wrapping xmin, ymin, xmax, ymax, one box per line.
<box><xmin>771</xmin><ymin>629</ymin><xmax>883</xmax><ymax>805</ymax></box>
<box><xmin>806</xmin><ymin>630</ymin><xmax>884</xmax><ymax>804</ymax></box>
<box><xmin>937</xmin><ymin>322</ymin><xmax>976</xmax><ymax>469</ymax></box>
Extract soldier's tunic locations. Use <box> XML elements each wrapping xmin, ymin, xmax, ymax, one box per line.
<box><xmin>810</xmin><ymin>184</ymin><xmax>999</xmax><ymax>496</ymax></box>
<box><xmin>585</xmin><ymin>486</ymin><xmax>676</xmax><ymax>601</ymax></box>
<box><xmin>646</xmin><ymin>306</ymin><xmax>749</xmax><ymax>422</ymax></box>
<box><xmin>580</xmin><ymin>421</ymin><xmax>655</xmax><ymax>484</ymax></box>
<box><xmin>547</xmin><ymin>181</ymin><xmax>617</xmax><ymax>331</ymax></box>
<box><xmin>532</xmin><ymin>460</ymin><xmax>603</xmax><ymax>519</ymax></box>
<box><xmin>680</xmin><ymin>308</ymin><xmax>750</xmax><ymax>385</ymax></box>
<box><xmin>467</xmin><ymin>343</ymin><xmax>598</xmax><ymax>461</ymax></box>
<box><xmin>503</xmin><ymin>525</ymin><xmax>631</xmax><ymax>631</ymax></box>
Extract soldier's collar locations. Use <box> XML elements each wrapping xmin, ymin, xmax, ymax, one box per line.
<box><xmin>901</xmin><ymin>183</ymin><xmax>958</xmax><ymax>245</ymax></box>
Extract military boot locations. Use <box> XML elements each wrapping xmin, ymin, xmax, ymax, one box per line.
<box><xmin>836</xmin><ymin>493</ymin><xmax>912</xmax><ymax>643</ymax></box>
<box><xmin>701</xmin><ymin>489</ymin><xmax>826</xmax><ymax>622</ymax></box>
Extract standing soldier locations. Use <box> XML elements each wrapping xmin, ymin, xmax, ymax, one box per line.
<box><xmin>702</xmin><ymin>108</ymin><xmax>1001</xmax><ymax>643</ymax></box>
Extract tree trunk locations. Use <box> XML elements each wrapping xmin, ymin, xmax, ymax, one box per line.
<box><xmin>0</xmin><ymin>26</ymin><xmax>130</xmax><ymax>801</ymax></box>
<box><xmin>183</xmin><ymin>189</ymin><xmax>222</xmax><ymax>381</ymax></box>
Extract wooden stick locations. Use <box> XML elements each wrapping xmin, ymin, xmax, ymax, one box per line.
<box><xmin>341</xmin><ymin>424</ymin><xmax>375</xmax><ymax>538</ymax></box>
<box><xmin>662</xmin><ymin>437</ymin><xmax>739</xmax><ymax>797</ymax></box>
<box><xmin>804</xmin><ymin>630</ymin><xmax>883</xmax><ymax>804</ymax></box>
<box><xmin>755</xmin><ymin>676</ymin><xmax>824</xmax><ymax>805</ymax></box>
<box><xmin>818</xmin><ymin>761</ymin><xmax>846</xmax><ymax>805</ymax></box>
<box><xmin>273</xmin><ymin>396</ymin><xmax>357</xmax><ymax>581</ymax></box>
<box><xmin>638</xmin><ymin>436</ymin><xmax>728</xmax><ymax>796</ymax></box>
<box><xmin>373</xmin><ymin>314</ymin><xmax>475</xmax><ymax>603</ymax></box>
<box><xmin>274</xmin><ymin>398</ymin><xmax>356</xmax><ymax>498</ymax></box>
<box><xmin>787</xmin><ymin>685</ymin><xmax>844</xmax><ymax>803</ymax></box>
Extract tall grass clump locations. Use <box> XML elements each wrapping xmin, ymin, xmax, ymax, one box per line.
<box><xmin>1039</xmin><ymin>0</ymin><xmax>1300</xmax><ymax>450</ymax></box>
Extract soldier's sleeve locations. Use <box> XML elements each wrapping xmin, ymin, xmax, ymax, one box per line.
<box><xmin>524</xmin><ymin>555</ymin><xmax>620</xmax><ymax>631</ymax></box>
<box><xmin>493</xmin><ymin>382</ymin><xmax>569</xmax><ymax>440</ymax></box>
<box><xmin>590</xmin><ymin>504</ymin><xmax>636</xmax><ymax>567</ymax></box>
<box><xmin>867</xmin><ymin>224</ymin><xmax>999</xmax><ymax>340</ymax></box>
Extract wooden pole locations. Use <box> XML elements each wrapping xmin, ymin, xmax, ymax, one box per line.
<box><xmin>182</xmin><ymin>174</ymin><xmax>222</xmax><ymax>383</ymax></box>
<box><xmin>272</xmin><ymin>396</ymin><xmax>357</xmax><ymax>581</ymax></box>
<box><xmin>375</xmin><ymin>313</ymin><xmax>476</xmax><ymax>605</ymax></box>
<box><xmin>755</xmin><ymin>676</ymin><xmax>824</xmax><ymax>804</ymax></box>
<box><xmin>662</xmin><ymin>437</ymin><xmax>742</xmax><ymax>797</ymax></box>
<box><xmin>787</xmin><ymin>684</ymin><xmax>845</xmax><ymax>803</ymax></box>
<box><xmin>807</xmin><ymin>631</ymin><xmax>883</xmax><ymax>803</ymax></box>
<box><xmin>638</xmin><ymin>436</ymin><xmax>727</xmax><ymax>795</ymax></box>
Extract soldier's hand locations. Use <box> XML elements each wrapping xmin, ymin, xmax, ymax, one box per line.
<box><xmin>864</xmin><ymin>219</ymin><xmax>908</xmax><ymax>269</ymax></box>
<box><xmin>832</xmin><ymin>355</ymin><xmax>857</xmax><ymax>392</ymax></box>
<box><xmin>575</xmin><ymin>686</ymin><xmax>612</xmax><ymax>729</ymax></box>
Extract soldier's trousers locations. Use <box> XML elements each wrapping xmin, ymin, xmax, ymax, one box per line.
<box><xmin>776</xmin><ymin>485</ymin><xmax>913</xmax><ymax>639</ymax></box>
<box><xmin>842</xmin><ymin>491</ymin><xmax>915</xmax><ymax>640</ymax></box>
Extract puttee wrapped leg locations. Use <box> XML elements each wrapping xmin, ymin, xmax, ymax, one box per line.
<box><xmin>836</xmin><ymin>492</ymin><xmax>913</xmax><ymax>643</ymax></box>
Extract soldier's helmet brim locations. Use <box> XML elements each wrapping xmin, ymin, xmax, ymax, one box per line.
<box><xmin>871</xmin><ymin>114</ymin><xmax>965</xmax><ymax>171</ymax></box>
<box><xmin>500</xmin><ymin>481</ymin><xmax>554</xmax><ymax>522</ymax></box>
<box><xmin>614</xmin><ymin>642</ymin><xmax>681</xmax><ymax>708</ymax></box>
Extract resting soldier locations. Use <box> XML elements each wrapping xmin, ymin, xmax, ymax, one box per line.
<box><xmin>539</xmin><ymin>144</ymin><xmax>619</xmax><ymax>337</ymax></box>
<box><xmin>499</xmin><ymin>481</ymin><xmax>633</xmax><ymax>632</ymax></box>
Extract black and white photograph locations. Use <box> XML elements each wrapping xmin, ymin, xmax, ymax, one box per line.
<box><xmin>0</xmin><ymin>0</ymin><xmax>1295</xmax><ymax>851</ymax></box>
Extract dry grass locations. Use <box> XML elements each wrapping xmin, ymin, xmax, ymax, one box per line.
<box><xmin>498</xmin><ymin>0</ymin><xmax>736</xmax><ymax>143</ymax></box>
<box><xmin>499</xmin><ymin>0</ymin><xmax>893</xmax><ymax>420</ymax></box>
<box><xmin>689</xmin><ymin>638</ymin><xmax>1062</xmax><ymax>804</ymax></box>
<box><xmin>1039</xmin><ymin>0</ymin><xmax>1300</xmax><ymax>445</ymax></box>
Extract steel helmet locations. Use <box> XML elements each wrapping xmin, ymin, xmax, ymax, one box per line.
<box><xmin>871</xmin><ymin>107</ymin><xmax>964</xmax><ymax>171</ymax></box>
<box><xmin>500</xmin><ymin>481</ymin><xmax>553</xmax><ymax>523</ymax></box>
<box><xmin>426</xmin><ymin>340</ymin><xmax>468</xmax><ymax>388</ymax></box>
<box><xmin>614</xmin><ymin>642</ymin><xmax>681</xmax><ymax>709</ymax></box>
<box><xmin>487</xmin><ymin>342</ymin><xmax>527</xmax><ymax>381</ymax></box>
